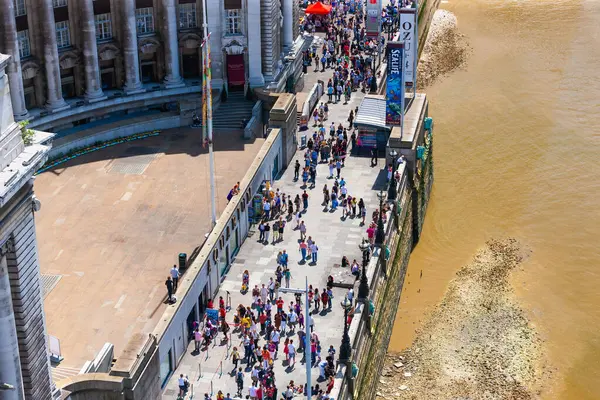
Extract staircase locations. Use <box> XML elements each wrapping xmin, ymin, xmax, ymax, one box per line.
<box><xmin>212</xmin><ymin>92</ymin><xmax>256</xmax><ymax>131</ymax></box>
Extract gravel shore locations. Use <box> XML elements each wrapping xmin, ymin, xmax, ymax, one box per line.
<box><xmin>418</xmin><ymin>9</ymin><xmax>470</xmax><ymax>89</ymax></box>
<box><xmin>378</xmin><ymin>239</ymin><xmax>549</xmax><ymax>399</ymax></box>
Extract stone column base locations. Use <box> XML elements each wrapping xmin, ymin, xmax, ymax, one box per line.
<box><xmin>45</xmin><ymin>101</ymin><xmax>70</xmax><ymax>113</ymax></box>
<box><xmin>249</xmin><ymin>74</ymin><xmax>265</xmax><ymax>88</ymax></box>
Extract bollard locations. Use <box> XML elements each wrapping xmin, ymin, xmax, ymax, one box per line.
<box><xmin>198</xmin><ymin>361</ymin><xmax>202</xmax><ymax>379</ymax></box>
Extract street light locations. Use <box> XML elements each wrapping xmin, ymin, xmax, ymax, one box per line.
<box><xmin>358</xmin><ymin>239</ymin><xmax>370</xmax><ymax>301</ymax></box>
<box><xmin>388</xmin><ymin>149</ymin><xmax>398</xmax><ymax>201</ymax></box>
<box><xmin>375</xmin><ymin>190</ymin><xmax>386</xmax><ymax>247</ymax></box>
<box><xmin>339</xmin><ymin>296</ymin><xmax>352</xmax><ymax>362</ymax></box>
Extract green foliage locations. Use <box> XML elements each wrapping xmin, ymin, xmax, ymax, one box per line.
<box><xmin>18</xmin><ymin>120</ymin><xmax>35</xmax><ymax>146</ymax></box>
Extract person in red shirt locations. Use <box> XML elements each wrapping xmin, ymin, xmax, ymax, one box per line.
<box><xmin>276</xmin><ymin>297</ymin><xmax>285</xmax><ymax>313</ymax></box>
<box><xmin>321</xmin><ymin>291</ymin><xmax>329</xmax><ymax>309</ymax></box>
<box><xmin>207</xmin><ymin>299</ymin><xmax>214</xmax><ymax>309</ymax></box>
<box><xmin>259</xmin><ymin>312</ymin><xmax>268</xmax><ymax>332</ymax></box>
<box><xmin>219</xmin><ymin>296</ymin><xmax>225</xmax><ymax>310</ymax></box>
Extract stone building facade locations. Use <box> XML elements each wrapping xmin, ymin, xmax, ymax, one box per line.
<box><xmin>0</xmin><ymin>0</ymin><xmax>300</xmax><ymax>134</ymax></box>
<box><xmin>0</xmin><ymin>53</ymin><xmax>57</xmax><ymax>400</ymax></box>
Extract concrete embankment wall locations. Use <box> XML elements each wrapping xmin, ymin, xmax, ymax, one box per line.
<box><xmin>328</xmin><ymin>106</ymin><xmax>434</xmax><ymax>399</ymax></box>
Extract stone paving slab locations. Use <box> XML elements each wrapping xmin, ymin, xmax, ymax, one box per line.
<box><xmin>163</xmin><ymin>46</ymin><xmax>388</xmax><ymax>400</ymax></box>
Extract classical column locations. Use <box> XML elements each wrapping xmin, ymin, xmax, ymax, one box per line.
<box><xmin>0</xmin><ymin>253</ymin><xmax>24</xmax><ymax>400</ymax></box>
<box><xmin>162</xmin><ymin>0</ymin><xmax>184</xmax><ymax>87</ymax></box>
<box><xmin>247</xmin><ymin>0</ymin><xmax>264</xmax><ymax>87</ymax></box>
<box><xmin>120</xmin><ymin>0</ymin><xmax>145</xmax><ymax>93</ymax></box>
<box><xmin>39</xmin><ymin>0</ymin><xmax>69</xmax><ymax>111</ymax></box>
<box><xmin>282</xmin><ymin>0</ymin><xmax>294</xmax><ymax>52</ymax></box>
<box><xmin>0</xmin><ymin>0</ymin><xmax>29</xmax><ymax>120</ymax></box>
<box><xmin>81</xmin><ymin>0</ymin><xmax>106</xmax><ymax>102</ymax></box>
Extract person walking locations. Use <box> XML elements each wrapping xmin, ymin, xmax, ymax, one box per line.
<box><xmin>236</xmin><ymin>368</ymin><xmax>244</xmax><ymax>397</ymax></box>
<box><xmin>263</xmin><ymin>222</ymin><xmax>270</xmax><ymax>244</ymax></box>
<box><xmin>310</xmin><ymin>241</ymin><xmax>319</xmax><ymax>264</ymax></box>
<box><xmin>371</xmin><ymin>145</ymin><xmax>378</xmax><ymax>166</ymax></box>
<box><xmin>302</xmin><ymin>190</ymin><xmax>309</xmax><ymax>211</ymax></box>
<box><xmin>284</xmin><ymin>268</ymin><xmax>292</xmax><ymax>288</ymax></box>
<box><xmin>231</xmin><ymin>347</ymin><xmax>240</xmax><ymax>372</ymax></box>
<box><xmin>299</xmin><ymin>240</ymin><xmax>308</xmax><ymax>262</ymax></box>
<box><xmin>258</xmin><ymin>221</ymin><xmax>265</xmax><ymax>242</ymax></box>
<box><xmin>170</xmin><ymin>264</ymin><xmax>180</xmax><ymax>291</ymax></box>
<box><xmin>299</xmin><ymin>221</ymin><xmax>307</xmax><ymax>241</ymax></box>
<box><xmin>294</xmin><ymin>160</ymin><xmax>301</xmax><ymax>180</ymax></box>
<box><xmin>288</xmin><ymin>339</ymin><xmax>296</xmax><ymax>368</ymax></box>
<box><xmin>165</xmin><ymin>276</ymin><xmax>174</xmax><ymax>302</ymax></box>
<box><xmin>278</xmin><ymin>217</ymin><xmax>286</xmax><ymax>241</ymax></box>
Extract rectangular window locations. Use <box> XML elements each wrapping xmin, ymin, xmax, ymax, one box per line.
<box><xmin>95</xmin><ymin>13</ymin><xmax>112</xmax><ymax>40</ymax></box>
<box><xmin>14</xmin><ymin>0</ymin><xmax>26</xmax><ymax>16</ymax></box>
<box><xmin>55</xmin><ymin>21</ymin><xmax>70</xmax><ymax>48</ymax></box>
<box><xmin>178</xmin><ymin>3</ymin><xmax>197</xmax><ymax>29</ymax></box>
<box><xmin>17</xmin><ymin>30</ymin><xmax>30</xmax><ymax>58</ymax></box>
<box><xmin>225</xmin><ymin>9</ymin><xmax>241</xmax><ymax>35</ymax></box>
<box><xmin>136</xmin><ymin>7</ymin><xmax>154</xmax><ymax>34</ymax></box>
<box><xmin>53</xmin><ymin>0</ymin><xmax>67</xmax><ymax>7</ymax></box>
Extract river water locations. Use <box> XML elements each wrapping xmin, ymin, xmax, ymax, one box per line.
<box><xmin>389</xmin><ymin>0</ymin><xmax>600</xmax><ymax>398</ymax></box>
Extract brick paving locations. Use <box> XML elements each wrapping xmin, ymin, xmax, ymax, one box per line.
<box><xmin>35</xmin><ymin>128</ymin><xmax>265</xmax><ymax>368</ymax></box>
<box><xmin>163</xmin><ymin>43</ymin><xmax>388</xmax><ymax>399</ymax></box>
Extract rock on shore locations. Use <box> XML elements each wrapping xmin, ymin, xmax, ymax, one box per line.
<box><xmin>418</xmin><ymin>9</ymin><xmax>470</xmax><ymax>89</ymax></box>
<box><xmin>378</xmin><ymin>239</ymin><xmax>549</xmax><ymax>399</ymax></box>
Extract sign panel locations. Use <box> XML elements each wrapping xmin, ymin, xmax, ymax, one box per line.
<box><xmin>400</xmin><ymin>9</ymin><xmax>417</xmax><ymax>89</ymax></box>
<box><xmin>365</xmin><ymin>0</ymin><xmax>382</xmax><ymax>38</ymax></box>
<box><xmin>386</xmin><ymin>42</ymin><xmax>405</xmax><ymax>126</ymax></box>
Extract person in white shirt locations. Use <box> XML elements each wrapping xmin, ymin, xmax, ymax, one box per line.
<box><xmin>248</xmin><ymin>383</ymin><xmax>258</xmax><ymax>400</ymax></box>
<box><xmin>260</xmin><ymin>284</ymin><xmax>268</xmax><ymax>304</ymax></box>
<box><xmin>347</xmin><ymin>288</ymin><xmax>354</xmax><ymax>303</ymax></box>
<box><xmin>170</xmin><ymin>265</ymin><xmax>180</xmax><ymax>291</ymax></box>
<box><xmin>288</xmin><ymin>340</ymin><xmax>296</xmax><ymax>367</ymax></box>
<box><xmin>177</xmin><ymin>374</ymin><xmax>188</xmax><ymax>397</ymax></box>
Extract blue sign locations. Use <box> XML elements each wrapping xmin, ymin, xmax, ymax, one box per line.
<box><xmin>386</xmin><ymin>42</ymin><xmax>405</xmax><ymax>126</ymax></box>
<box><xmin>206</xmin><ymin>308</ymin><xmax>219</xmax><ymax>323</ymax></box>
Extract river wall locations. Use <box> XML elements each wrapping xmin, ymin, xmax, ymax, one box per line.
<box><xmin>328</xmin><ymin>99</ymin><xmax>434</xmax><ymax>400</ymax></box>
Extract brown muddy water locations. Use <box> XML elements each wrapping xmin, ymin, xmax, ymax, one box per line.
<box><xmin>389</xmin><ymin>0</ymin><xmax>600</xmax><ymax>399</ymax></box>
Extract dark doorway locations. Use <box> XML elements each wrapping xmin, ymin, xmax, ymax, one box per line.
<box><xmin>226</xmin><ymin>54</ymin><xmax>245</xmax><ymax>91</ymax></box>
<box><xmin>182</xmin><ymin>53</ymin><xmax>200</xmax><ymax>78</ymax></box>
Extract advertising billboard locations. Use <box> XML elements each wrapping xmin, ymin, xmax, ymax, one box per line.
<box><xmin>400</xmin><ymin>9</ymin><xmax>417</xmax><ymax>89</ymax></box>
<box><xmin>386</xmin><ymin>42</ymin><xmax>405</xmax><ymax>126</ymax></box>
<box><xmin>365</xmin><ymin>0</ymin><xmax>382</xmax><ymax>38</ymax></box>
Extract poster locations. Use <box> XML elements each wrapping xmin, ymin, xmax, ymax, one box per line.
<box><xmin>365</xmin><ymin>0</ymin><xmax>382</xmax><ymax>38</ymax></box>
<box><xmin>386</xmin><ymin>42</ymin><xmax>405</xmax><ymax>126</ymax></box>
<box><xmin>400</xmin><ymin>9</ymin><xmax>417</xmax><ymax>89</ymax></box>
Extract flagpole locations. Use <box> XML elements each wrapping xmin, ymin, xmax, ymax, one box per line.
<box><xmin>202</xmin><ymin>0</ymin><xmax>217</xmax><ymax>227</ymax></box>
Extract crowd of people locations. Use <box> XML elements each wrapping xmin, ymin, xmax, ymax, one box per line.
<box><xmin>174</xmin><ymin>0</ymin><xmax>408</xmax><ymax>398</ymax></box>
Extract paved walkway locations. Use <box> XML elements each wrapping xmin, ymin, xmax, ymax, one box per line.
<box><xmin>163</xmin><ymin>40</ymin><xmax>387</xmax><ymax>400</ymax></box>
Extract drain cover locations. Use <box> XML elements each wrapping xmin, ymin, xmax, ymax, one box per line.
<box><xmin>40</xmin><ymin>274</ymin><xmax>62</xmax><ymax>299</ymax></box>
<box><xmin>108</xmin><ymin>147</ymin><xmax>161</xmax><ymax>175</ymax></box>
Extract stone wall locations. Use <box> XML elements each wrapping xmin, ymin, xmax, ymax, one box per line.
<box><xmin>355</xmin><ymin>188</ymin><xmax>415</xmax><ymax>400</ymax></box>
<box><xmin>268</xmin><ymin>93</ymin><xmax>297</xmax><ymax>168</ymax></box>
<box><xmin>1</xmin><ymin>183</ymin><xmax>55</xmax><ymax>399</ymax></box>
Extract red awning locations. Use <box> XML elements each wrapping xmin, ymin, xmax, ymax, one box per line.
<box><xmin>305</xmin><ymin>1</ymin><xmax>332</xmax><ymax>15</ymax></box>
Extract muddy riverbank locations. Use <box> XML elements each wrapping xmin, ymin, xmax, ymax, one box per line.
<box><xmin>378</xmin><ymin>239</ymin><xmax>549</xmax><ymax>399</ymax></box>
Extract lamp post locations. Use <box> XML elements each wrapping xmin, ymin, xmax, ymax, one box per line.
<box><xmin>388</xmin><ymin>149</ymin><xmax>398</xmax><ymax>201</ymax></box>
<box><xmin>358</xmin><ymin>239</ymin><xmax>371</xmax><ymax>301</ymax></box>
<box><xmin>339</xmin><ymin>296</ymin><xmax>352</xmax><ymax>362</ymax></box>
<box><xmin>375</xmin><ymin>190</ymin><xmax>386</xmax><ymax>247</ymax></box>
